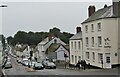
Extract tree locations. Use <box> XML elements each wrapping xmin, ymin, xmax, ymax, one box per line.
<box><xmin>49</xmin><ymin>27</ymin><xmax>61</xmax><ymax>37</ymax></box>
<box><xmin>7</xmin><ymin>36</ymin><xmax>13</xmax><ymax>45</ymax></box>
<box><xmin>0</xmin><ymin>35</ymin><xmax>6</xmax><ymax>50</ymax></box>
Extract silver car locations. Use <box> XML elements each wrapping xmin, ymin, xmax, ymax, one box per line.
<box><xmin>5</xmin><ymin>61</ymin><xmax>12</xmax><ymax>68</ymax></box>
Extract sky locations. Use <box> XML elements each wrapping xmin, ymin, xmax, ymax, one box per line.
<box><xmin>0</xmin><ymin>0</ymin><xmax>112</xmax><ymax>37</ymax></box>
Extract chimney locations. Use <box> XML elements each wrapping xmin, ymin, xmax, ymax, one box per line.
<box><xmin>76</xmin><ymin>27</ymin><xmax>81</xmax><ymax>33</ymax></box>
<box><xmin>113</xmin><ymin>0</ymin><xmax>120</xmax><ymax>17</ymax></box>
<box><xmin>48</xmin><ymin>33</ymin><xmax>52</xmax><ymax>41</ymax></box>
<box><xmin>104</xmin><ymin>4</ymin><xmax>107</xmax><ymax>8</ymax></box>
<box><xmin>88</xmin><ymin>5</ymin><xmax>96</xmax><ymax>17</ymax></box>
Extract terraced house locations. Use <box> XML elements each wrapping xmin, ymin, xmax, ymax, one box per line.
<box><xmin>69</xmin><ymin>27</ymin><xmax>83</xmax><ymax>65</ymax></box>
<box><xmin>81</xmin><ymin>1</ymin><xmax>120</xmax><ymax>68</ymax></box>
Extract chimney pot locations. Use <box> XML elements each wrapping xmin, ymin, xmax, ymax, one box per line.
<box><xmin>88</xmin><ymin>5</ymin><xmax>96</xmax><ymax>17</ymax></box>
<box><xmin>76</xmin><ymin>27</ymin><xmax>81</xmax><ymax>33</ymax></box>
<box><xmin>104</xmin><ymin>4</ymin><xmax>107</xmax><ymax>8</ymax></box>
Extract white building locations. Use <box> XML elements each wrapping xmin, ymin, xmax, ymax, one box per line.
<box><xmin>81</xmin><ymin>1</ymin><xmax>120</xmax><ymax>68</ymax></box>
<box><xmin>36</xmin><ymin>36</ymin><xmax>66</xmax><ymax>61</ymax></box>
<box><xmin>46</xmin><ymin>43</ymin><xmax>69</xmax><ymax>61</ymax></box>
<box><xmin>69</xmin><ymin>27</ymin><xmax>83</xmax><ymax>65</ymax></box>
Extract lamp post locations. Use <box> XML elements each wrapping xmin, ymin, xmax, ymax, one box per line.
<box><xmin>0</xmin><ymin>4</ymin><xmax>7</xmax><ymax>77</ymax></box>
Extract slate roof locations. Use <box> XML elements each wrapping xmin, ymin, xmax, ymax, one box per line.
<box><xmin>82</xmin><ymin>5</ymin><xmax>114</xmax><ymax>24</ymax></box>
<box><xmin>45</xmin><ymin>43</ymin><xmax>69</xmax><ymax>54</ymax></box>
<box><xmin>70</xmin><ymin>32</ymin><xmax>82</xmax><ymax>40</ymax></box>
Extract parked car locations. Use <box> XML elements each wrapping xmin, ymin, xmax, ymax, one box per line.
<box><xmin>45</xmin><ymin>62</ymin><xmax>56</xmax><ymax>69</ymax></box>
<box><xmin>33</xmin><ymin>62</ymin><xmax>44</xmax><ymax>70</ymax></box>
<box><xmin>4</xmin><ymin>61</ymin><xmax>12</xmax><ymax>69</ymax></box>
<box><xmin>27</xmin><ymin>61</ymin><xmax>37</xmax><ymax>68</ymax></box>
<box><xmin>21</xmin><ymin>58</ymin><xmax>29</xmax><ymax>65</ymax></box>
<box><xmin>42</xmin><ymin>60</ymin><xmax>49</xmax><ymax>68</ymax></box>
<box><xmin>22</xmin><ymin>60</ymin><xmax>29</xmax><ymax>66</ymax></box>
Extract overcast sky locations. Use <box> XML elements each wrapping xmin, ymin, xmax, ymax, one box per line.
<box><xmin>1</xmin><ymin>0</ymin><xmax>112</xmax><ymax>37</ymax></box>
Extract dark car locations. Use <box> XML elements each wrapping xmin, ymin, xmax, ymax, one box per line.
<box><xmin>33</xmin><ymin>62</ymin><xmax>44</xmax><ymax>70</ymax></box>
<box><xmin>45</xmin><ymin>62</ymin><xmax>56</xmax><ymax>69</ymax></box>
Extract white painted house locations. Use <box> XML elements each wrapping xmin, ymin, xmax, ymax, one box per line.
<box><xmin>46</xmin><ymin>43</ymin><xmax>69</xmax><ymax>61</ymax></box>
<box><xmin>69</xmin><ymin>27</ymin><xmax>83</xmax><ymax>65</ymax></box>
<box><xmin>81</xmin><ymin>1</ymin><xmax>120</xmax><ymax>68</ymax></box>
<box><xmin>36</xmin><ymin>36</ymin><xmax>67</xmax><ymax>62</ymax></box>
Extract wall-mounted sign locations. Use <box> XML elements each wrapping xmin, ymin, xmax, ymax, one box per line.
<box><xmin>104</xmin><ymin>37</ymin><xmax>111</xmax><ymax>48</ymax></box>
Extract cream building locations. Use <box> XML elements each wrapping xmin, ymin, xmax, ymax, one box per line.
<box><xmin>69</xmin><ymin>27</ymin><xmax>83</xmax><ymax>65</ymax></box>
<box><xmin>81</xmin><ymin>1</ymin><xmax>120</xmax><ymax>68</ymax></box>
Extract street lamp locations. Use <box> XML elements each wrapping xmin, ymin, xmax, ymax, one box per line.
<box><xmin>0</xmin><ymin>5</ymin><xmax>7</xmax><ymax>7</ymax></box>
<box><xmin>0</xmin><ymin>4</ymin><xmax>7</xmax><ymax>77</ymax></box>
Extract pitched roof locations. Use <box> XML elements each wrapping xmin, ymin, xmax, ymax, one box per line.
<box><xmin>15</xmin><ymin>44</ymin><xmax>27</xmax><ymax>52</ymax></box>
<box><xmin>45</xmin><ymin>43</ymin><xmax>69</xmax><ymax>54</ymax></box>
<box><xmin>70</xmin><ymin>32</ymin><xmax>82</xmax><ymax>40</ymax></box>
<box><xmin>82</xmin><ymin>5</ymin><xmax>114</xmax><ymax>24</ymax></box>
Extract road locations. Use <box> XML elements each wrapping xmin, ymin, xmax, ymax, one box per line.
<box><xmin>3</xmin><ymin>55</ymin><xmax>119</xmax><ymax>77</ymax></box>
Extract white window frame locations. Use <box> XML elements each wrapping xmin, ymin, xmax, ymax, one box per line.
<box><xmin>71</xmin><ymin>41</ymin><xmax>73</xmax><ymax>49</ymax></box>
<box><xmin>71</xmin><ymin>55</ymin><xmax>74</xmax><ymax>63</ymax></box>
<box><xmin>91</xmin><ymin>24</ymin><xmax>94</xmax><ymax>32</ymax></box>
<box><xmin>86</xmin><ymin>52</ymin><xmax>90</xmax><ymax>60</ymax></box>
<box><xmin>98</xmin><ymin>53</ymin><xmax>103</xmax><ymax>63</ymax></box>
<box><xmin>91</xmin><ymin>37</ymin><xmax>94</xmax><ymax>47</ymax></box>
<box><xmin>74</xmin><ymin>41</ymin><xmax>77</xmax><ymax>49</ymax></box>
<box><xmin>85</xmin><ymin>25</ymin><xmax>88</xmax><ymax>33</ymax></box>
<box><xmin>86</xmin><ymin>37</ymin><xmax>89</xmax><ymax>47</ymax></box>
<box><xmin>97</xmin><ymin>23</ymin><xmax>101</xmax><ymax>31</ymax></box>
<box><xmin>78</xmin><ymin>41</ymin><xmax>81</xmax><ymax>50</ymax></box>
<box><xmin>98</xmin><ymin>36</ymin><xmax>102</xmax><ymax>47</ymax></box>
<box><xmin>92</xmin><ymin>52</ymin><xmax>95</xmax><ymax>62</ymax></box>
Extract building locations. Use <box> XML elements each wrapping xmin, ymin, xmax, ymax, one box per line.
<box><xmin>81</xmin><ymin>1</ymin><xmax>120</xmax><ymax>68</ymax></box>
<box><xmin>46</xmin><ymin>43</ymin><xmax>69</xmax><ymax>61</ymax></box>
<box><xmin>69</xmin><ymin>27</ymin><xmax>83</xmax><ymax>65</ymax></box>
<box><xmin>36</xmin><ymin>36</ymin><xmax>67</xmax><ymax>62</ymax></box>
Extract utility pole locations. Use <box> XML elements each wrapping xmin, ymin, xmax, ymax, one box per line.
<box><xmin>0</xmin><ymin>4</ymin><xmax>7</xmax><ymax>77</ymax></box>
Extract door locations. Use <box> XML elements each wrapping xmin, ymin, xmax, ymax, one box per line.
<box><xmin>105</xmin><ymin>53</ymin><xmax>111</xmax><ymax>68</ymax></box>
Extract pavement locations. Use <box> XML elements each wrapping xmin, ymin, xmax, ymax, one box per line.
<box><xmin>25</xmin><ymin>67</ymin><xmax>36</xmax><ymax>72</ymax></box>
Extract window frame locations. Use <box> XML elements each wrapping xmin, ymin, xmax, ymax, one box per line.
<box><xmin>97</xmin><ymin>23</ymin><xmax>101</xmax><ymax>31</ymax></box>
<box><xmin>98</xmin><ymin>36</ymin><xmax>102</xmax><ymax>47</ymax></box>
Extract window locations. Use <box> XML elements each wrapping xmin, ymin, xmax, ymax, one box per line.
<box><xmin>85</xmin><ymin>25</ymin><xmax>88</xmax><ymax>33</ymax></box>
<box><xmin>106</xmin><ymin>57</ymin><xmax>110</xmax><ymax>63</ymax></box>
<box><xmin>98</xmin><ymin>53</ymin><xmax>103</xmax><ymax>63</ymax></box>
<box><xmin>78</xmin><ymin>56</ymin><xmax>81</xmax><ymax>61</ymax></box>
<box><xmin>71</xmin><ymin>41</ymin><xmax>73</xmax><ymax>49</ymax></box>
<box><xmin>97</xmin><ymin>23</ymin><xmax>101</xmax><ymax>31</ymax></box>
<box><xmin>71</xmin><ymin>55</ymin><xmax>74</xmax><ymax>63</ymax></box>
<box><xmin>78</xmin><ymin>41</ymin><xmax>81</xmax><ymax>49</ymax></box>
<box><xmin>86</xmin><ymin>37</ymin><xmax>89</xmax><ymax>47</ymax></box>
<box><xmin>75</xmin><ymin>41</ymin><xmax>77</xmax><ymax>49</ymax></box>
<box><xmin>54</xmin><ymin>39</ymin><xmax>57</xmax><ymax>43</ymax></box>
<box><xmin>92</xmin><ymin>52</ymin><xmax>95</xmax><ymax>61</ymax></box>
<box><xmin>75</xmin><ymin>56</ymin><xmax>77</xmax><ymax>64</ymax></box>
<box><xmin>86</xmin><ymin>52</ymin><xmax>90</xmax><ymax>60</ymax></box>
<box><xmin>98</xmin><ymin>36</ymin><xmax>102</xmax><ymax>47</ymax></box>
<box><xmin>91</xmin><ymin>24</ymin><xmax>94</xmax><ymax>32</ymax></box>
<box><xmin>91</xmin><ymin>37</ymin><xmax>94</xmax><ymax>47</ymax></box>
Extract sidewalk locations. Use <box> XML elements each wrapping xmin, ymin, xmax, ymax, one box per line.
<box><xmin>57</xmin><ymin>66</ymin><xmax>103</xmax><ymax>72</ymax></box>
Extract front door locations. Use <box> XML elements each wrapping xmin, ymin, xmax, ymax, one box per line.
<box><xmin>105</xmin><ymin>53</ymin><xmax>111</xmax><ymax>68</ymax></box>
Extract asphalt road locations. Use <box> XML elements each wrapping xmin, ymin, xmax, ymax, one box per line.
<box><xmin>3</xmin><ymin>55</ymin><xmax>120</xmax><ymax>77</ymax></box>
